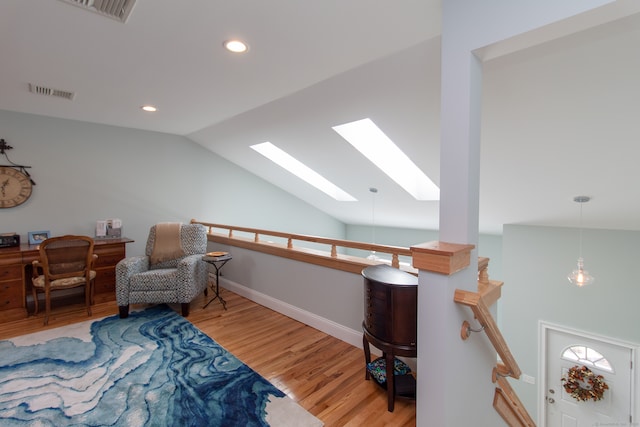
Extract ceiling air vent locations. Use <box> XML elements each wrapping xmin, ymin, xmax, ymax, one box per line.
<box><xmin>58</xmin><ymin>0</ymin><xmax>137</xmax><ymax>23</ymax></box>
<box><xmin>29</xmin><ymin>83</ymin><xmax>76</xmax><ymax>101</ymax></box>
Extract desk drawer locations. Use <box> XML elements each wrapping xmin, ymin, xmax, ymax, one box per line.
<box><xmin>94</xmin><ymin>253</ymin><xmax>125</xmax><ymax>268</ymax></box>
<box><xmin>0</xmin><ymin>265</ymin><xmax>23</xmax><ymax>281</ymax></box>
<box><xmin>93</xmin><ymin>245</ymin><xmax>125</xmax><ymax>267</ymax></box>
<box><xmin>94</xmin><ymin>268</ymin><xmax>116</xmax><ymax>296</ymax></box>
<box><xmin>0</xmin><ymin>280</ymin><xmax>23</xmax><ymax>309</ymax></box>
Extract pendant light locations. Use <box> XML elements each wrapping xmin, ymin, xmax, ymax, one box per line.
<box><xmin>568</xmin><ymin>196</ymin><xmax>594</xmax><ymax>287</ymax></box>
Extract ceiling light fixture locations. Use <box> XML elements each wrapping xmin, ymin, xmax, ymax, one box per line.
<box><xmin>224</xmin><ymin>39</ymin><xmax>248</xmax><ymax>53</ymax></box>
<box><xmin>141</xmin><ymin>105</ymin><xmax>157</xmax><ymax>112</ymax></box>
<box><xmin>568</xmin><ymin>196</ymin><xmax>594</xmax><ymax>287</ymax></box>
<box><xmin>332</xmin><ymin>118</ymin><xmax>439</xmax><ymax>200</ymax></box>
<box><xmin>250</xmin><ymin>142</ymin><xmax>356</xmax><ymax>201</ymax></box>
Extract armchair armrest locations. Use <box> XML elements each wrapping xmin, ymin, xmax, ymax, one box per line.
<box><xmin>115</xmin><ymin>255</ymin><xmax>150</xmax><ymax>313</ymax></box>
<box><xmin>116</xmin><ymin>255</ymin><xmax>150</xmax><ymax>279</ymax></box>
<box><xmin>176</xmin><ymin>254</ymin><xmax>208</xmax><ymax>298</ymax></box>
<box><xmin>176</xmin><ymin>254</ymin><xmax>204</xmax><ymax>277</ymax></box>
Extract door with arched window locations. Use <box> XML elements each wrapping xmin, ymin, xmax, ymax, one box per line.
<box><xmin>543</xmin><ymin>325</ymin><xmax>634</xmax><ymax>426</ymax></box>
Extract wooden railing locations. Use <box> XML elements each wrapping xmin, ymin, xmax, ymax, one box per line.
<box><xmin>193</xmin><ymin>220</ymin><xmax>496</xmax><ymax>284</ymax></box>
<box><xmin>493</xmin><ymin>363</ymin><xmax>536</xmax><ymax>426</ymax></box>
<box><xmin>454</xmin><ymin>289</ymin><xmax>536</xmax><ymax>426</ymax></box>
<box><xmin>477</xmin><ymin>256</ymin><xmax>503</xmax><ymax>306</ymax></box>
<box><xmin>454</xmin><ymin>289</ymin><xmax>521</xmax><ymax>379</ymax></box>
<box><xmin>192</xmin><ymin>220</ymin><xmax>414</xmax><ymax>275</ymax></box>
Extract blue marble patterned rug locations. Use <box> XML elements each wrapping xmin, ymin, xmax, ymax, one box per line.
<box><xmin>0</xmin><ymin>305</ymin><xmax>323</xmax><ymax>427</ymax></box>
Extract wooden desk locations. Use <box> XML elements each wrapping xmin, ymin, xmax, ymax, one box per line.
<box><xmin>0</xmin><ymin>237</ymin><xmax>133</xmax><ymax>322</ymax></box>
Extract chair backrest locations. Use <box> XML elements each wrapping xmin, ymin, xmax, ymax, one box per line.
<box><xmin>145</xmin><ymin>223</ymin><xmax>207</xmax><ymax>268</ymax></box>
<box><xmin>38</xmin><ymin>235</ymin><xmax>95</xmax><ymax>280</ymax></box>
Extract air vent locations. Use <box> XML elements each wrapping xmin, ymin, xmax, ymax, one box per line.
<box><xmin>29</xmin><ymin>83</ymin><xmax>76</xmax><ymax>101</ymax></box>
<box><xmin>58</xmin><ymin>0</ymin><xmax>137</xmax><ymax>23</ymax></box>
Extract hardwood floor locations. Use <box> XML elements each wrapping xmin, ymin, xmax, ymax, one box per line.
<box><xmin>0</xmin><ymin>289</ymin><xmax>416</xmax><ymax>426</ymax></box>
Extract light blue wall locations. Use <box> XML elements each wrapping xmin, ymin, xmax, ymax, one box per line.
<box><xmin>0</xmin><ymin>109</ymin><xmax>345</xmax><ymax>255</ymax></box>
<box><xmin>502</xmin><ymin>224</ymin><xmax>640</xmax><ymax>420</ymax></box>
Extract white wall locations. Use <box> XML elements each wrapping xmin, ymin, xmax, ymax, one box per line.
<box><xmin>0</xmin><ymin>109</ymin><xmax>345</xmax><ymax>255</ymax></box>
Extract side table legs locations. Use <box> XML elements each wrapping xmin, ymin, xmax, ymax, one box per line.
<box><xmin>203</xmin><ymin>259</ymin><xmax>228</xmax><ymax>310</ymax></box>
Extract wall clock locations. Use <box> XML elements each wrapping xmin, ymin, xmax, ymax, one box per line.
<box><xmin>0</xmin><ymin>166</ymin><xmax>33</xmax><ymax>208</ymax></box>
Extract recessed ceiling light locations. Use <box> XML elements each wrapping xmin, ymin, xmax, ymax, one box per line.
<box><xmin>141</xmin><ymin>105</ymin><xmax>157</xmax><ymax>112</ymax></box>
<box><xmin>223</xmin><ymin>39</ymin><xmax>248</xmax><ymax>53</ymax></box>
<box><xmin>333</xmin><ymin>118</ymin><xmax>440</xmax><ymax>201</ymax></box>
<box><xmin>251</xmin><ymin>142</ymin><xmax>356</xmax><ymax>202</ymax></box>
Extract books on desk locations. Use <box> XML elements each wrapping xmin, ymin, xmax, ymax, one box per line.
<box><xmin>202</xmin><ymin>251</ymin><xmax>231</xmax><ymax>261</ymax></box>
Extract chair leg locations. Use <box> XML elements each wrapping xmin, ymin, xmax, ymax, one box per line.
<box><xmin>85</xmin><ymin>283</ymin><xmax>92</xmax><ymax>317</ymax></box>
<box><xmin>44</xmin><ymin>288</ymin><xmax>51</xmax><ymax>326</ymax></box>
<box><xmin>119</xmin><ymin>305</ymin><xmax>130</xmax><ymax>318</ymax></box>
<box><xmin>32</xmin><ymin>288</ymin><xmax>39</xmax><ymax>316</ymax></box>
<box><xmin>181</xmin><ymin>303</ymin><xmax>190</xmax><ymax>317</ymax></box>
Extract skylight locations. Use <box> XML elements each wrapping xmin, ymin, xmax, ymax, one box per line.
<box><xmin>332</xmin><ymin>118</ymin><xmax>439</xmax><ymax>200</ymax></box>
<box><xmin>251</xmin><ymin>142</ymin><xmax>357</xmax><ymax>201</ymax></box>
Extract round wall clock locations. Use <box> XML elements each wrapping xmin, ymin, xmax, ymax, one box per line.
<box><xmin>0</xmin><ymin>166</ymin><xmax>33</xmax><ymax>208</ymax></box>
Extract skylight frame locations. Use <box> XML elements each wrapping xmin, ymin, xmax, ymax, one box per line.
<box><xmin>332</xmin><ymin>118</ymin><xmax>439</xmax><ymax>201</ymax></box>
<box><xmin>251</xmin><ymin>142</ymin><xmax>357</xmax><ymax>202</ymax></box>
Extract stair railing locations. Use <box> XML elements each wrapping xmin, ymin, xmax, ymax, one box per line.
<box><xmin>454</xmin><ymin>289</ymin><xmax>536</xmax><ymax>426</ymax></box>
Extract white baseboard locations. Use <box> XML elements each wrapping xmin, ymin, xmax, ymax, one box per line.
<box><xmin>220</xmin><ymin>278</ymin><xmax>365</xmax><ymax>350</ymax></box>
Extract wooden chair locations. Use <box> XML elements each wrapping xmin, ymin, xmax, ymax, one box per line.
<box><xmin>31</xmin><ymin>235</ymin><xmax>98</xmax><ymax>325</ymax></box>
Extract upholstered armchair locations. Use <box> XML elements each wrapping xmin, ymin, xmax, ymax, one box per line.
<box><xmin>115</xmin><ymin>223</ymin><xmax>208</xmax><ymax>318</ymax></box>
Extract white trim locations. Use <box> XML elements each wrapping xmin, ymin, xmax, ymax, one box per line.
<box><xmin>538</xmin><ymin>320</ymin><xmax>638</xmax><ymax>426</ymax></box>
<box><xmin>220</xmin><ymin>278</ymin><xmax>364</xmax><ymax>349</ymax></box>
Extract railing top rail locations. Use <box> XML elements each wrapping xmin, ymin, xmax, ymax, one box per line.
<box><xmin>454</xmin><ymin>289</ymin><xmax>521</xmax><ymax>380</ymax></box>
<box><xmin>193</xmin><ymin>220</ymin><xmax>413</xmax><ymax>256</ymax></box>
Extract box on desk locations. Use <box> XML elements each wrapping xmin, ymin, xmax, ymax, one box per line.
<box><xmin>96</xmin><ymin>219</ymin><xmax>122</xmax><ymax>239</ymax></box>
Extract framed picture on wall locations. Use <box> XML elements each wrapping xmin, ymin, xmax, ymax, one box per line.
<box><xmin>28</xmin><ymin>230</ymin><xmax>50</xmax><ymax>245</ymax></box>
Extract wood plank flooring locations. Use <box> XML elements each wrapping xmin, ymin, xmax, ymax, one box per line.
<box><xmin>0</xmin><ymin>289</ymin><xmax>416</xmax><ymax>426</ymax></box>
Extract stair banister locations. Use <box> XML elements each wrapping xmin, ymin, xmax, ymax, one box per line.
<box><xmin>454</xmin><ymin>288</ymin><xmax>521</xmax><ymax>379</ymax></box>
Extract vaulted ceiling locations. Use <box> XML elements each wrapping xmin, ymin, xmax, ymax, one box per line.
<box><xmin>1</xmin><ymin>1</ymin><xmax>639</xmax><ymax>234</ymax></box>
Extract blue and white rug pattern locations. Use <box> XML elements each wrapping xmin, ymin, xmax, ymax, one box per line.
<box><xmin>0</xmin><ymin>305</ymin><xmax>322</xmax><ymax>427</ymax></box>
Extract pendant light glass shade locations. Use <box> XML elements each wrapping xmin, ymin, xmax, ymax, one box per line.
<box><xmin>568</xmin><ymin>257</ymin><xmax>594</xmax><ymax>287</ymax></box>
<box><xmin>568</xmin><ymin>196</ymin><xmax>594</xmax><ymax>287</ymax></box>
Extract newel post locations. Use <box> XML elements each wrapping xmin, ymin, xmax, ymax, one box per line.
<box><xmin>411</xmin><ymin>241</ymin><xmax>474</xmax><ymax>275</ymax></box>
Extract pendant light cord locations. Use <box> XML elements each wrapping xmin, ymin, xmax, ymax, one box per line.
<box><xmin>578</xmin><ymin>201</ymin><xmax>584</xmax><ymax>258</ymax></box>
<box><xmin>370</xmin><ymin>188</ymin><xmax>377</xmax><ymax>244</ymax></box>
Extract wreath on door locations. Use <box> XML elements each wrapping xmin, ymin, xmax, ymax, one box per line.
<box><xmin>561</xmin><ymin>365</ymin><xmax>609</xmax><ymax>402</ymax></box>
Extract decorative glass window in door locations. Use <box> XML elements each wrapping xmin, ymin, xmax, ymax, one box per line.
<box><xmin>561</xmin><ymin>345</ymin><xmax>613</xmax><ymax>373</ymax></box>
